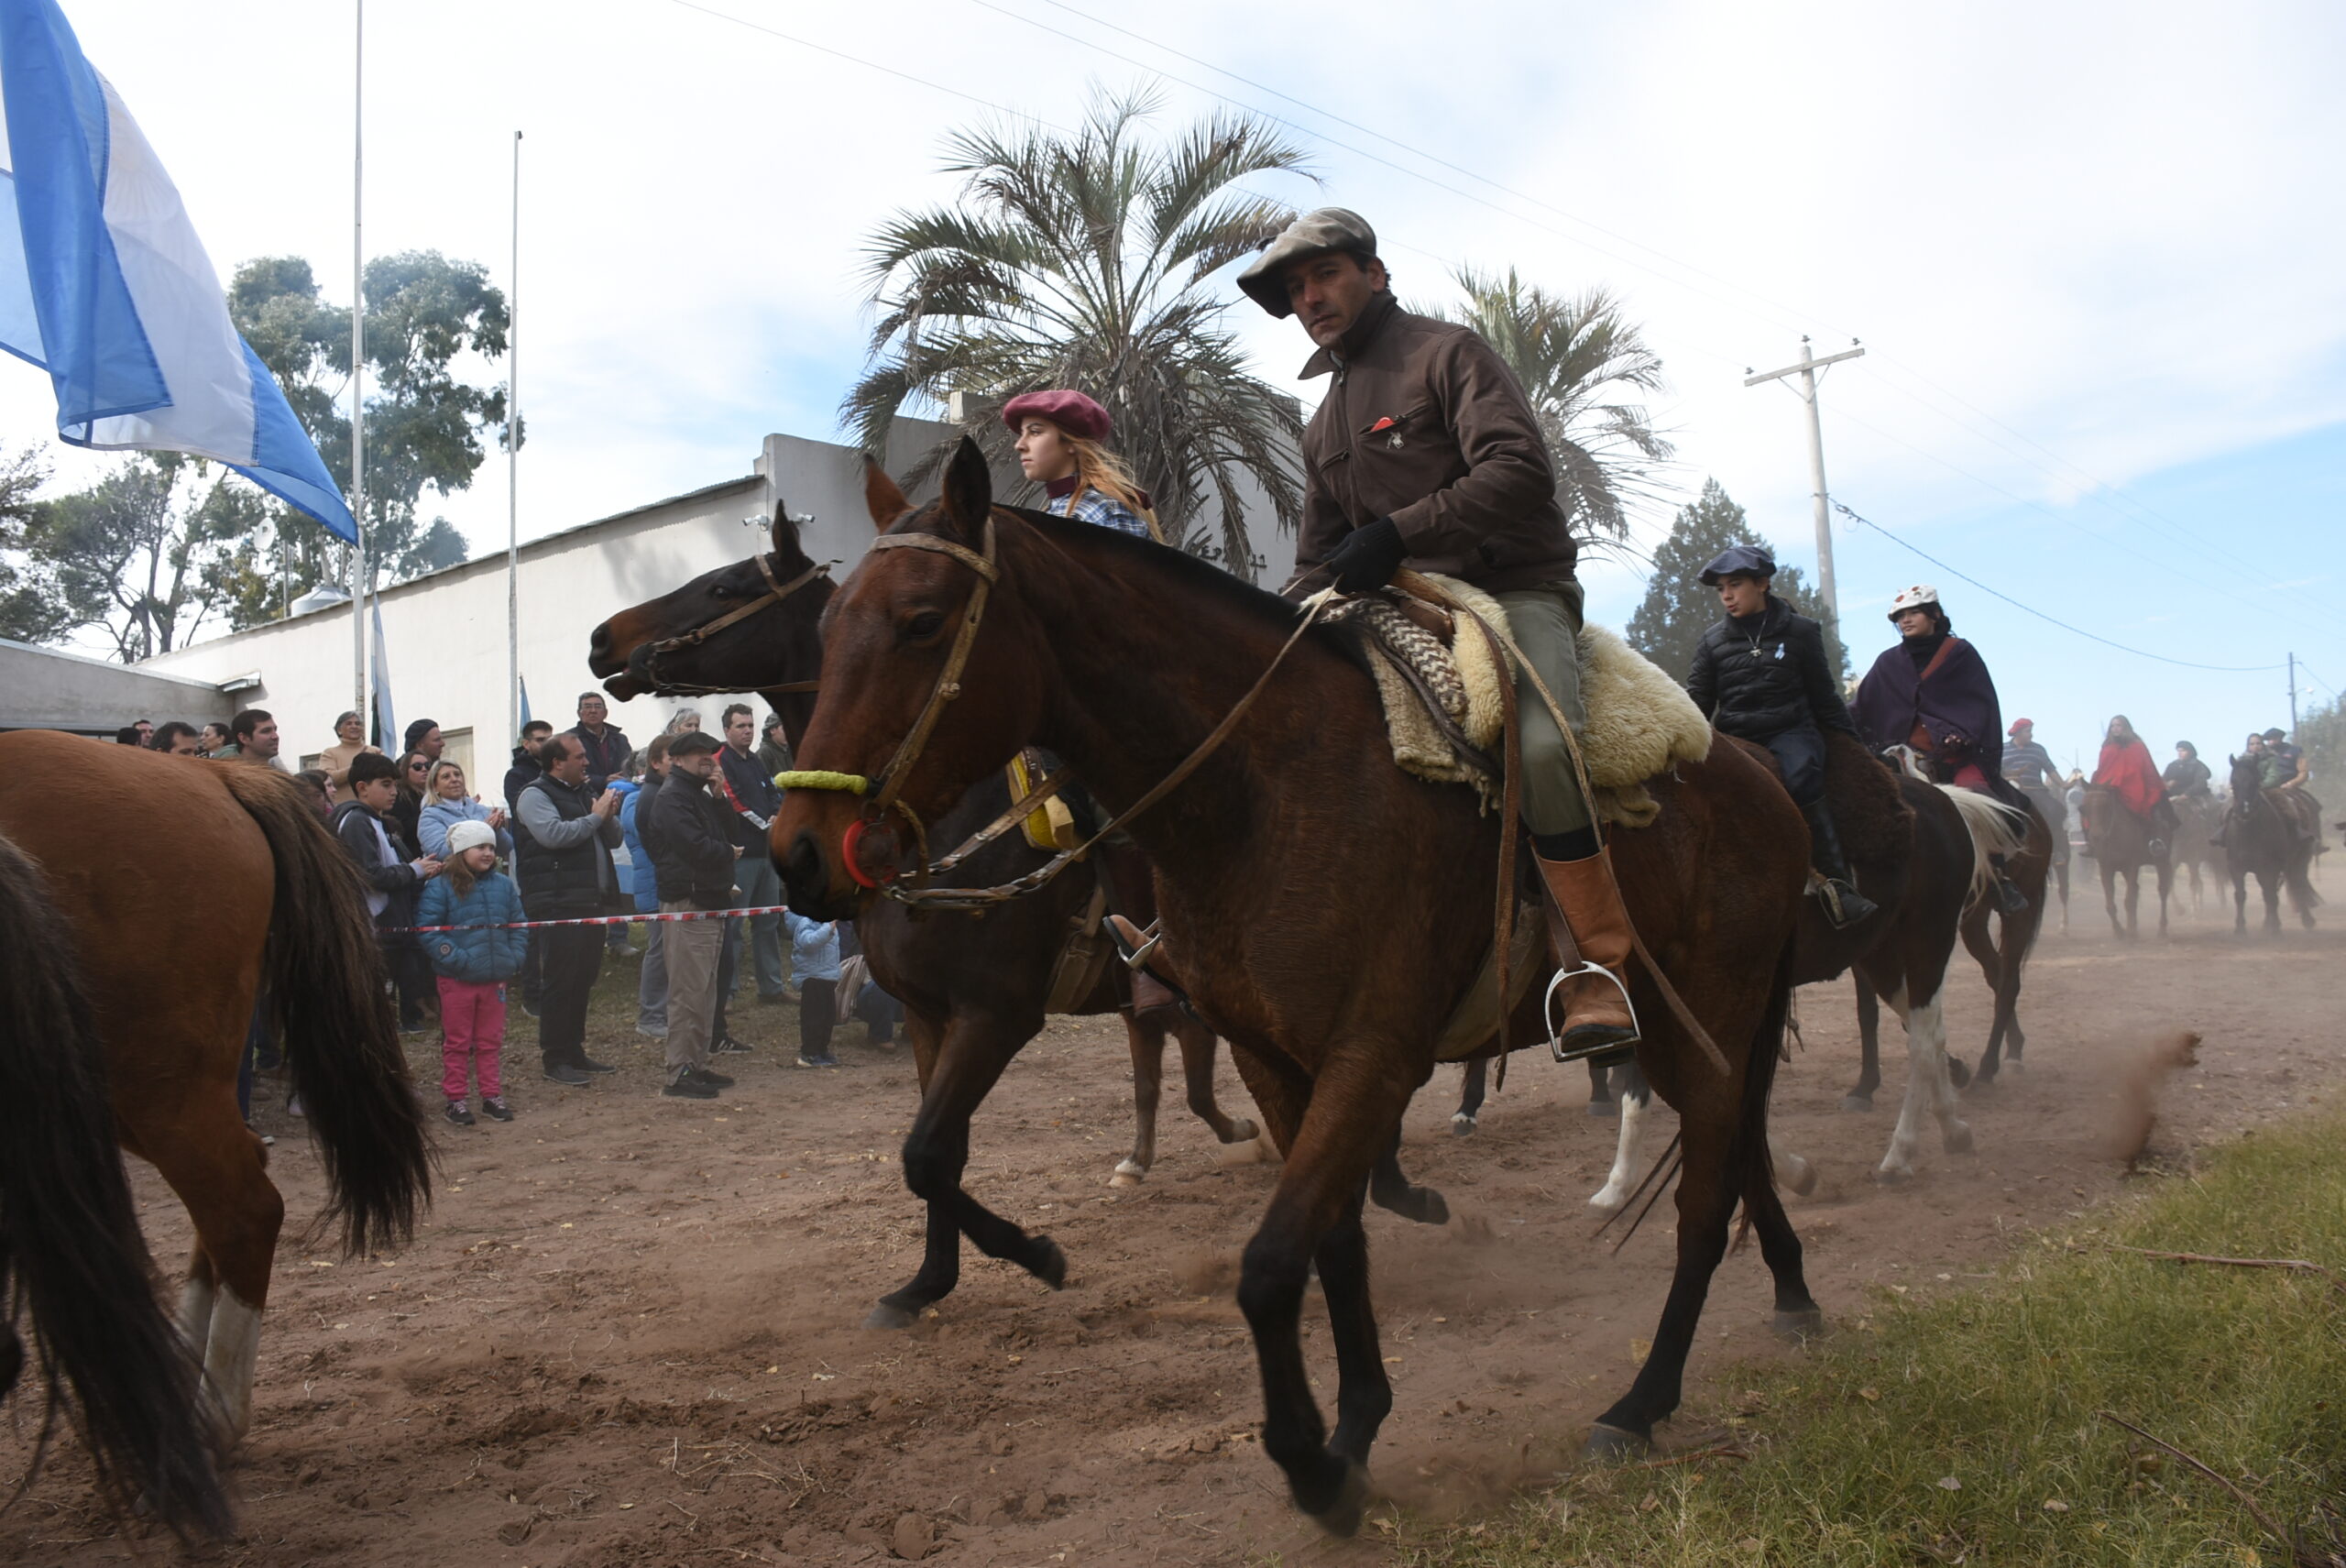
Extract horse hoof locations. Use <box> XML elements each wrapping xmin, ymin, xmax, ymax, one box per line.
<box><xmin>1451</xmin><ymin>1113</ymin><xmax>1477</xmax><ymax>1137</ymax></box>
<box><xmin>1582</xmin><ymin>1421</ymin><xmax>1650</xmax><ymax>1463</ymax></box>
<box><xmin>1771</xmin><ymin>1307</ymin><xmax>1826</xmax><ymax>1344</ymax></box>
<box><xmin>1776</xmin><ymin>1152</ymin><xmax>1818</xmax><ymax>1197</ymax></box>
<box><xmin>1301</xmin><ymin>1458</ymin><xmax>1373</xmax><ymax>1538</ymax></box>
<box><xmin>1874</xmin><ymin>1165</ymin><xmax>1914</xmax><ymax>1187</ymax></box>
<box><xmin>1964</xmin><ymin>1073</ymin><xmax>1997</xmax><ymax>1097</ymax></box>
<box><xmin>1588</xmin><ymin>1188</ymin><xmax>1628</xmax><ymax>1214</ymax></box>
<box><xmin>863</xmin><ymin>1301</ymin><xmax>920</xmax><ymax>1332</ymax></box>
<box><xmin>1840</xmin><ymin>1094</ymin><xmax>1874</xmax><ymax>1113</ymax></box>
<box><xmin>1214</xmin><ymin>1135</ymin><xmax>1266</xmax><ymax>1168</ymax></box>
<box><xmin>1944</xmin><ymin>1124</ymin><xmax>1976</xmax><ymax>1157</ymax></box>
<box><xmin>1109</xmin><ymin>1170</ymin><xmax>1143</xmax><ymax>1189</ymax></box>
<box><xmin>1411</xmin><ymin>1191</ymin><xmax>1451</xmax><ymax>1227</ymax></box>
<box><xmin>1223</xmin><ymin>1117</ymin><xmax>1259</xmax><ymax>1145</ymax></box>
<box><xmin>1029</xmin><ymin>1236</ymin><xmax>1068</xmax><ymax>1290</ymax></box>
<box><xmin>1587</xmin><ymin>1098</ymin><xmax>1619</xmax><ymax>1119</ymax></box>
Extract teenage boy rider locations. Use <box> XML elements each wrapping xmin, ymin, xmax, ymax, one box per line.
<box><xmin>1684</xmin><ymin>546</ymin><xmax>1879</xmax><ymax>927</ymax></box>
<box><xmin>1236</xmin><ymin>207</ymin><xmax>1637</xmax><ymax>1056</ymax></box>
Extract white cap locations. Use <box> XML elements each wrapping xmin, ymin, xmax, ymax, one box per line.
<box><xmin>1887</xmin><ymin>584</ymin><xmax>1941</xmax><ymax>621</ymax></box>
<box><xmin>445</xmin><ymin>819</ymin><xmax>497</xmax><ymax>855</ymax></box>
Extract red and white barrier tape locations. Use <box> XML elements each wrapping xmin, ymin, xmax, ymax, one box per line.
<box><xmin>391</xmin><ymin>904</ymin><xmax>800</xmax><ymax>935</ymax></box>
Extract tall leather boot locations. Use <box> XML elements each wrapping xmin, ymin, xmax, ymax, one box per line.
<box><xmin>1096</xmin><ymin>839</ymin><xmax>1180</xmax><ymax>1016</ymax></box>
<box><xmin>1536</xmin><ymin>849</ymin><xmax>1639</xmax><ymax>1059</ymax></box>
<box><xmin>1801</xmin><ymin>800</ymin><xmax>1880</xmax><ymax>927</ymax></box>
<box><xmin>1987</xmin><ymin>853</ymin><xmax>2030</xmax><ymax>915</ymax></box>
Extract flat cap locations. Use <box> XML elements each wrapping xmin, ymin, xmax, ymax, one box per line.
<box><xmin>1235</xmin><ymin>207</ymin><xmax>1377</xmax><ymax>317</ymax></box>
<box><xmin>1697</xmin><ymin>543</ymin><xmax>1777</xmax><ymax>585</ymax></box>
<box><xmin>1001</xmin><ymin>389</ymin><xmax>1111</xmax><ymax>444</ymax></box>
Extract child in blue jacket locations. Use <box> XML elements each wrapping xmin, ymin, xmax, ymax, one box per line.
<box><xmin>416</xmin><ymin>819</ymin><xmax>528</xmax><ymax>1124</ymax></box>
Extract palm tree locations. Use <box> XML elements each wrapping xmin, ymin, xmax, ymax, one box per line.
<box><xmin>845</xmin><ymin>89</ymin><xmax>1310</xmax><ymax>579</ymax></box>
<box><xmin>1430</xmin><ymin>269</ymin><xmax>1674</xmax><ymax>562</ymax></box>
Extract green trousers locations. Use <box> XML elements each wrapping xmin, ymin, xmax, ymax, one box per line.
<box><xmin>1494</xmin><ymin>580</ymin><xmax>1594</xmax><ymax>839</ymax></box>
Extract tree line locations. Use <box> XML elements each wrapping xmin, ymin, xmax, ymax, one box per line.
<box><xmin>1</xmin><ymin>85</ymin><xmax>1807</xmax><ymax>686</ymax></box>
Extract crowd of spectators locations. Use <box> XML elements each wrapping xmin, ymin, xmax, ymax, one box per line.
<box><xmin>93</xmin><ymin>694</ymin><xmax>886</xmax><ymax>1129</ymax></box>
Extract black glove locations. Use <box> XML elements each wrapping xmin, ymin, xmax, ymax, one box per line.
<box><xmin>1324</xmin><ymin>516</ymin><xmax>1407</xmax><ymax>595</ymax></box>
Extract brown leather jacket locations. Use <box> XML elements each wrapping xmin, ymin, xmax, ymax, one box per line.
<box><xmin>1287</xmin><ymin>292</ymin><xmax>1576</xmax><ymax>596</ymax></box>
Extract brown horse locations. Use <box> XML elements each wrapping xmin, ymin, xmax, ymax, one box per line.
<box><xmin>775</xmin><ymin>442</ymin><xmax>1814</xmax><ymax>1531</ymax></box>
<box><xmin>2080</xmin><ymin>784</ymin><xmax>2174</xmax><ymax>938</ymax></box>
<box><xmin>0</xmin><ymin>733</ymin><xmax>431</xmax><ymax>1464</ymax></box>
<box><xmin>1950</xmin><ymin>791</ymin><xmax>2049</xmax><ymax>1083</ymax></box>
<box><xmin>2169</xmin><ymin>790</ymin><xmax>2222</xmax><ymax>911</ymax></box>
<box><xmin>2221</xmin><ymin>753</ymin><xmax>2320</xmax><ymax>935</ymax></box>
<box><xmin>586</xmin><ymin>508</ymin><xmax>1266</xmax><ymax>1329</ymax></box>
<box><xmin>0</xmin><ymin>831</ymin><xmax>228</xmax><ymax>1537</ymax></box>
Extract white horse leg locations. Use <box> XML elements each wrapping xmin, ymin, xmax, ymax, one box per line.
<box><xmin>1878</xmin><ymin>985</ymin><xmax>1929</xmax><ymax>1183</ymax></box>
<box><xmin>1588</xmin><ymin>1081</ymin><xmax>1651</xmax><ymax>1212</ymax></box>
<box><xmin>177</xmin><ymin>1273</ymin><xmax>216</xmax><ymax>1353</ymax></box>
<box><xmin>200</xmin><ymin>1284</ymin><xmax>264</xmax><ymax>1444</ymax></box>
<box><xmin>1915</xmin><ymin>992</ymin><xmax>1974</xmax><ymax>1155</ymax></box>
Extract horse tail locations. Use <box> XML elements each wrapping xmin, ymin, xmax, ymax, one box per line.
<box><xmin>1935</xmin><ymin>784</ymin><xmax>2028</xmax><ymax>907</ymax></box>
<box><xmin>1736</xmin><ymin>937</ymin><xmax>1799</xmax><ymax>1194</ymax></box>
<box><xmin>0</xmin><ymin>830</ymin><xmax>232</xmax><ymax>1538</ymax></box>
<box><xmin>212</xmin><ymin>765</ymin><xmax>432</xmax><ymax>1255</ymax></box>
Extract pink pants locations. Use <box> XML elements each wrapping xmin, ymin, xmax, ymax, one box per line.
<box><xmin>438</xmin><ymin>976</ymin><xmax>507</xmax><ymax>1101</ymax></box>
<box><xmin>1951</xmin><ymin>762</ymin><xmax>1992</xmax><ymax>792</ymax></box>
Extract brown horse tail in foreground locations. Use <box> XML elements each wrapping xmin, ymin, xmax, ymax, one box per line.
<box><xmin>212</xmin><ymin>763</ymin><xmax>433</xmax><ymax>1255</ymax></box>
<box><xmin>776</xmin><ymin>439</ymin><xmax>1814</xmax><ymax>1533</ymax></box>
<box><xmin>0</xmin><ymin>831</ymin><xmax>231</xmax><ymax>1539</ymax></box>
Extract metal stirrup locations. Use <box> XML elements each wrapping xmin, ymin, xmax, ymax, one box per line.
<box><xmin>1543</xmin><ymin>962</ymin><xmax>1640</xmax><ymax>1065</ymax></box>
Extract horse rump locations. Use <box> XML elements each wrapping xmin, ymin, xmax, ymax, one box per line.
<box><xmin>212</xmin><ymin>765</ymin><xmax>433</xmax><ymax>1255</ymax></box>
<box><xmin>0</xmin><ymin>831</ymin><xmax>231</xmax><ymax>1537</ymax></box>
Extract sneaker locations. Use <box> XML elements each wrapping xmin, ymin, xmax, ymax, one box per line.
<box><xmin>400</xmin><ymin>1019</ymin><xmax>428</xmax><ymax>1036</ymax></box>
<box><xmin>577</xmin><ymin>1056</ymin><xmax>619</xmax><ymax>1075</ymax></box>
<box><xmin>286</xmin><ymin>1092</ymin><xmax>305</xmax><ymax>1118</ymax></box>
<box><xmin>756</xmin><ymin>991</ymin><xmax>790</xmax><ymax>1008</ymax></box>
<box><xmin>444</xmin><ymin>1101</ymin><xmax>476</xmax><ymax>1126</ymax></box>
<box><xmin>246</xmin><ymin>1122</ymin><xmax>275</xmax><ymax>1147</ymax></box>
<box><xmin>663</xmin><ymin>1070</ymin><xmax>719</xmax><ymax>1100</ymax></box>
<box><xmin>543</xmin><ymin>1062</ymin><xmax>591</xmax><ymax>1087</ymax></box>
<box><xmin>795</xmin><ymin>1051</ymin><xmax>841</xmax><ymax>1069</ymax></box>
<box><xmin>636</xmin><ymin>1022</ymin><xmax>669</xmax><ymax>1040</ymax></box>
<box><xmin>714</xmin><ymin>1035</ymin><xmax>753</xmax><ymax>1056</ymax></box>
<box><xmin>689</xmin><ymin>1066</ymin><xmax>736</xmax><ymax>1090</ymax></box>
<box><xmin>479</xmin><ymin>1096</ymin><xmax>514</xmax><ymax>1122</ymax></box>
<box><xmin>521</xmin><ymin>998</ymin><xmax>543</xmax><ymax>1019</ymax></box>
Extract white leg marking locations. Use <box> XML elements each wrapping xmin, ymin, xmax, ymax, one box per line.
<box><xmin>176</xmin><ymin>1275</ymin><xmax>216</xmax><ymax>1352</ymax></box>
<box><xmin>1589</xmin><ymin>1088</ymin><xmax>1650</xmax><ymax>1212</ymax></box>
<box><xmin>1111</xmin><ymin>1157</ymin><xmax>1146</xmax><ymax>1187</ymax></box>
<box><xmin>203</xmin><ymin>1286</ymin><xmax>264</xmax><ymax>1445</ymax></box>
<box><xmin>1879</xmin><ymin>984</ymin><xmax>1927</xmax><ymax>1181</ymax></box>
<box><xmin>1918</xmin><ymin>993</ymin><xmax>1975</xmax><ymax>1155</ymax></box>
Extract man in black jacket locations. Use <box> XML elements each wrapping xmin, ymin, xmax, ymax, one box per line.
<box><xmin>648</xmin><ymin>730</ymin><xmax>740</xmax><ymax>1100</ymax></box>
<box><xmin>514</xmin><ymin>733</ymin><xmax>625</xmax><ymax>1084</ymax></box>
<box><xmin>1686</xmin><ymin>545</ymin><xmax>1878</xmax><ymax>927</ymax></box>
<box><xmin>502</xmin><ymin>718</ymin><xmax>555</xmax><ymax>1014</ymax></box>
<box><xmin>333</xmin><ymin>751</ymin><xmax>444</xmax><ymax>1027</ymax></box>
<box><xmin>717</xmin><ymin>702</ymin><xmax>789</xmax><ymax>1011</ymax></box>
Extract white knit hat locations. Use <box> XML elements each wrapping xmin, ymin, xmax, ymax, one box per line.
<box><xmin>445</xmin><ymin>819</ymin><xmax>497</xmax><ymax>856</ymax></box>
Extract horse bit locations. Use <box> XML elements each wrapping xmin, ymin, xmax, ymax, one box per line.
<box><xmin>630</xmin><ymin>552</ymin><xmax>831</xmax><ymax>696</ymax></box>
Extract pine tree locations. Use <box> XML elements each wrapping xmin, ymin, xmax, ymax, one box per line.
<box><xmin>1626</xmin><ymin>478</ymin><xmax>1850</xmax><ymax>687</ymax></box>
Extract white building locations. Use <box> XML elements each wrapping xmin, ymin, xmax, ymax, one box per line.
<box><xmin>139</xmin><ymin>421</ymin><xmax>1296</xmax><ymax>786</ymax></box>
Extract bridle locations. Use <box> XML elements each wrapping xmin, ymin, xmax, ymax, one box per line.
<box><xmin>629</xmin><ymin>552</ymin><xmax>831</xmax><ymax>696</ymax></box>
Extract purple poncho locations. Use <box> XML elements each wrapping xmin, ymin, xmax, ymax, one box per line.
<box><xmin>1853</xmin><ymin>634</ymin><xmax>2007</xmax><ymax>781</ymax></box>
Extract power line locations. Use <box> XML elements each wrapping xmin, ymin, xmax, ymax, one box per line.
<box><xmin>1832</xmin><ymin>501</ymin><xmax>2287</xmax><ymax>674</ymax></box>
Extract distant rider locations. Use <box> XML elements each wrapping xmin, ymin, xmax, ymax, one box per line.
<box><xmin>2091</xmin><ymin>715</ymin><xmax>2178</xmax><ymax>856</ymax></box>
<box><xmin>1852</xmin><ymin>584</ymin><xmax>2030</xmax><ymax>913</ymax></box>
<box><xmin>2259</xmin><ymin>727</ymin><xmax>2308</xmax><ymax>790</ymax></box>
<box><xmin>1684</xmin><ymin>544</ymin><xmax>1877</xmax><ymax>926</ymax></box>
<box><xmin>2162</xmin><ymin>740</ymin><xmax>2212</xmax><ymax>799</ymax></box>
<box><xmin>1239</xmin><ymin>207</ymin><xmax>1639</xmax><ymax>1058</ymax></box>
<box><xmin>2001</xmin><ymin>718</ymin><xmax>2067</xmax><ymax>867</ymax></box>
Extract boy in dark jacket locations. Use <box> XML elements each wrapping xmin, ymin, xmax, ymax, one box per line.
<box><xmin>1685</xmin><ymin>545</ymin><xmax>1878</xmax><ymax>927</ymax></box>
<box><xmin>647</xmin><ymin>731</ymin><xmax>740</xmax><ymax>1100</ymax></box>
<box><xmin>333</xmin><ymin>751</ymin><xmax>444</xmax><ymax>1023</ymax></box>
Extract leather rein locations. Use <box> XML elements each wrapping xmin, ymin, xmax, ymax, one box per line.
<box><xmin>630</xmin><ymin>553</ymin><xmax>830</xmax><ymax>697</ymax></box>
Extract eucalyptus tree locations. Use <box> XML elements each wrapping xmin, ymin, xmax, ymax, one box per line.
<box><xmin>1431</xmin><ymin>269</ymin><xmax>1674</xmax><ymax>564</ymax></box>
<box><xmin>846</xmin><ymin>90</ymin><xmax>1310</xmax><ymax>578</ymax></box>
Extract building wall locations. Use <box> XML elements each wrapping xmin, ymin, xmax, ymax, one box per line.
<box><xmin>0</xmin><ymin>637</ymin><xmax>235</xmax><ymax>736</ymax></box>
<box><xmin>138</xmin><ymin>419</ymin><xmax>1298</xmax><ymax>777</ymax></box>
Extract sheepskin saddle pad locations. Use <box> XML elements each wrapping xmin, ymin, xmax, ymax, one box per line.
<box><xmin>1327</xmin><ymin>573</ymin><xmax>1712</xmax><ymax>827</ymax></box>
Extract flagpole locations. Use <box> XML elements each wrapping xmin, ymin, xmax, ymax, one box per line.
<box><xmin>349</xmin><ymin>0</ymin><xmax>368</xmax><ymax>731</ymax></box>
<box><xmin>507</xmin><ymin>129</ymin><xmax>521</xmax><ymax>759</ymax></box>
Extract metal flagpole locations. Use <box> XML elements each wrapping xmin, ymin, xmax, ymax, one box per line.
<box><xmin>508</xmin><ymin>130</ymin><xmax>521</xmax><ymax>756</ymax></box>
<box><xmin>349</xmin><ymin>0</ymin><xmax>368</xmax><ymax>730</ymax></box>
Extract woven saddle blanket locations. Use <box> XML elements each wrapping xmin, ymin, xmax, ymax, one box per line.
<box><xmin>1327</xmin><ymin>573</ymin><xmax>1711</xmax><ymax>827</ymax></box>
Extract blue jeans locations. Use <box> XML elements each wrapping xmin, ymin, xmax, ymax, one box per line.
<box><xmin>735</xmin><ymin>852</ymin><xmax>789</xmax><ymax>998</ymax></box>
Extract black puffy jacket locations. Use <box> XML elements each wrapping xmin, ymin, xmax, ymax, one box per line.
<box><xmin>1685</xmin><ymin>595</ymin><xmax>1856</xmax><ymax>743</ymax></box>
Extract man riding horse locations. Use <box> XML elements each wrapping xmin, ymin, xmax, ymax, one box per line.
<box><xmin>2163</xmin><ymin>740</ymin><xmax>2213</xmax><ymax>800</ymax></box>
<box><xmin>1235</xmin><ymin>207</ymin><xmax>1639</xmax><ymax>1058</ymax></box>
<box><xmin>1851</xmin><ymin>584</ymin><xmax>2031</xmax><ymax>913</ymax></box>
<box><xmin>2001</xmin><ymin>717</ymin><xmax>2067</xmax><ymax>863</ymax></box>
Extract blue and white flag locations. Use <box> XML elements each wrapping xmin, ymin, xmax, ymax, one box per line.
<box><xmin>0</xmin><ymin>0</ymin><xmax>356</xmax><ymax>541</ymax></box>
<box><xmin>370</xmin><ymin>594</ymin><xmax>397</xmax><ymax>752</ymax></box>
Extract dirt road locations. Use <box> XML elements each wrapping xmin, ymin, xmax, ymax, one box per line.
<box><xmin>6</xmin><ymin>909</ymin><xmax>2340</xmax><ymax>1567</ymax></box>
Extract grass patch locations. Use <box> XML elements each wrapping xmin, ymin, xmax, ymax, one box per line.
<box><xmin>1393</xmin><ymin>1106</ymin><xmax>2346</xmax><ymax>1567</ymax></box>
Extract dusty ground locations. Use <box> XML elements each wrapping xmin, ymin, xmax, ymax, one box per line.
<box><xmin>5</xmin><ymin>889</ymin><xmax>2342</xmax><ymax>1568</ymax></box>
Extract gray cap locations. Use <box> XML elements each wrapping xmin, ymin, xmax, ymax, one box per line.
<box><xmin>1235</xmin><ymin>207</ymin><xmax>1377</xmax><ymax>318</ymax></box>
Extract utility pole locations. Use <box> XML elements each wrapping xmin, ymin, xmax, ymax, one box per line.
<box><xmin>2288</xmin><ymin>652</ymin><xmax>2298</xmax><ymax>735</ymax></box>
<box><xmin>1746</xmin><ymin>336</ymin><xmax>1864</xmax><ymax>621</ymax></box>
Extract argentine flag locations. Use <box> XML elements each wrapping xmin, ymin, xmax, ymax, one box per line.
<box><xmin>0</xmin><ymin>0</ymin><xmax>356</xmax><ymax>541</ymax></box>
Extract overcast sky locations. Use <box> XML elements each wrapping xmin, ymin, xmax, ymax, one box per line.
<box><xmin>8</xmin><ymin>0</ymin><xmax>2342</xmax><ymax>761</ymax></box>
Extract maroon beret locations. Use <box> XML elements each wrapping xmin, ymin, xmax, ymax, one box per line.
<box><xmin>1001</xmin><ymin>389</ymin><xmax>1111</xmax><ymax>444</ymax></box>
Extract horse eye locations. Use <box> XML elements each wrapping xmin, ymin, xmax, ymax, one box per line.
<box><xmin>904</xmin><ymin>610</ymin><xmax>946</xmax><ymax>641</ymax></box>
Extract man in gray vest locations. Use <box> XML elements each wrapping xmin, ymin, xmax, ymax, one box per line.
<box><xmin>514</xmin><ymin>732</ymin><xmax>625</xmax><ymax>1085</ymax></box>
<box><xmin>1237</xmin><ymin>208</ymin><xmax>1639</xmax><ymax>1058</ymax></box>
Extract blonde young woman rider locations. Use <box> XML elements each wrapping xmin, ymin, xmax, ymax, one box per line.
<box><xmin>1000</xmin><ymin>389</ymin><xmax>1176</xmax><ymax>1014</ymax></box>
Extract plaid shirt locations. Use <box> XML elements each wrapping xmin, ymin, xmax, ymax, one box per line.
<box><xmin>1047</xmin><ymin>487</ymin><xmax>1152</xmax><ymax>540</ymax></box>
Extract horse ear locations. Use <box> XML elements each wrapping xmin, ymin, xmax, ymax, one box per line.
<box><xmin>769</xmin><ymin>500</ymin><xmax>799</xmax><ymax>560</ymax></box>
<box><xmin>863</xmin><ymin>456</ymin><xmax>910</xmax><ymax>529</ymax></box>
<box><xmin>936</xmin><ymin>435</ymin><xmax>992</xmax><ymax>544</ymax></box>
